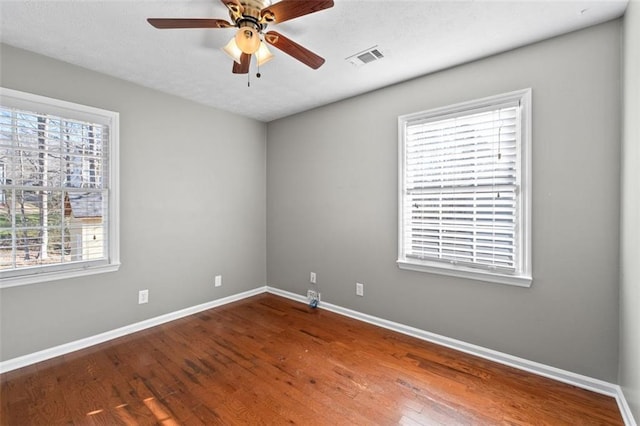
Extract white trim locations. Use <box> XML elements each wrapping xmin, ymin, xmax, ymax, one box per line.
<box><xmin>265</xmin><ymin>286</ymin><xmax>635</xmax><ymax>426</ymax></box>
<box><xmin>0</xmin><ymin>286</ymin><xmax>267</xmax><ymax>373</ymax></box>
<box><xmin>0</xmin><ymin>87</ymin><xmax>117</xmax><ymax>125</ymax></box>
<box><xmin>618</xmin><ymin>388</ymin><xmax>639</xmax><ymax>426</ymax></box>
<box><xmin>397</xmin><ymin>259</ymin><xmax>532</xmax><ymax>287</ymax></box>
<box><xmin>109</xmin><ymin>107</ymin><xmax>121</xmax><ymax>272</ymax></box>
<box><xmin>0</xmin><ymin>263</ymin><xmax>121</xmax><ymax>288</ymax></box>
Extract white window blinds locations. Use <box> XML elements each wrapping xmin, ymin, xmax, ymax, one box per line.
<box><xmin>0</xmin><ymin>88</ymin><xmax>119</xmax><ymax>287</ymax></box>
<box><xmin>398</xmin><ymin>89</ymin><xmax>531</xmax><ymax>285</ymax></box>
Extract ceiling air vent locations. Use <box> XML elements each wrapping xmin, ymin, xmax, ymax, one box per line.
<box><xmin>346</xmin><ymin>46</ymin><xmax>384</xmax><ymax>67</ymax></box>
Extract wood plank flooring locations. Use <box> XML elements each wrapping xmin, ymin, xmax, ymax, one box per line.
<box><xmin>1</xmin><ymin>293</ymin><xmax>624</xmax><ymax>425</ymax></box>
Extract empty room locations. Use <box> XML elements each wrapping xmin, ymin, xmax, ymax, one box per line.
<box><xmin>1</xmin><ymin>0</ymin><xmax>639</xmax><ymax>424</ymax></box>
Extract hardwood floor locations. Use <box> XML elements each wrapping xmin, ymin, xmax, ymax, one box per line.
<box><xmin>1</xmin><ymin>293</ymin><xmax>624</xmax><ymax>425</ymax></box>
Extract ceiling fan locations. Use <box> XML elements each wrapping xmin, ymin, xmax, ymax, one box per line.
<box><xmin>147</xmin><ymin>0</ymin><xmax>334</xmax><ymax>75</ymax></box>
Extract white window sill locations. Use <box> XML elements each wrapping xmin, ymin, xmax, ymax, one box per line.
<box><xmin>0</xmin><ymin>262</ymin><xmax>121</xmax><ymax>289</ymax></box>
<box><xmin>397</xmin><ymin>259</ymin><xmax>532</xmax><ymax>288</ymax></box>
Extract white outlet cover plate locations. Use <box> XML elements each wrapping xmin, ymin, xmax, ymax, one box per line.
<box><xmin>307</xmin><ymin>290</ymin><xmax>320</xmax><ymax>301</ymax></box>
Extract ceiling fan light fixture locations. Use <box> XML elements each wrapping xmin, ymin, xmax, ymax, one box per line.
<box><xmin>235</xmin><ymin>27</ymin><xmax>260</xmax><ymax>54</ymax></box>
<box><xmin>222</xmin><ymin>37</ymin><xmax>243</xmax><ymax>64</ymax></box>
<box><xmin>255</xmin><ymin>42</ymin><xmax>274</xmax><ymax>66</ymax></box>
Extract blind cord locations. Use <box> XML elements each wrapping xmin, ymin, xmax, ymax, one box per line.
<box><xmin>492</xmin><ymin>110</ymin><xmax>503</xmax><ymax>267</ymax></box>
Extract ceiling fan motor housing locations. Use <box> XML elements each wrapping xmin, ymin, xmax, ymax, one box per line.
<box><xmin>230</xmin><ymin>0</ymin><xmax>274</xmax><ymax>32</ymax></box>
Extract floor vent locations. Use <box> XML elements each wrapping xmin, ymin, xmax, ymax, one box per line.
<box><xmin>346</xmin><ymin>46</ymin><xmax>384</xmax><ymax>67</ymax></box>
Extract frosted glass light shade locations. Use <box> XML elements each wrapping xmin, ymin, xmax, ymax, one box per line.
<box><xmin>255</xmin><ymin>42</ymin><xmax>274</xmax><ymax>66</ymax></box>
<box><xmin>222</xmin><ymin>38</ymin><xmax>243</xmax><ymax>64</ymax></box>
<box><xmin>235</xmin><ymin>27</ymin><xmax>260</xmax><ymax>54</ymax></box>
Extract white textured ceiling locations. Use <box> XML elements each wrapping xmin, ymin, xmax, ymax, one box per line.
<box><xmin>0</xmin><ymin>0</ymin><xmax>629</xmax><ymax>122</ymax></box>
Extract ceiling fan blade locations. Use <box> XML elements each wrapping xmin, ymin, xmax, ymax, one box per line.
<box><xmin>260</xmin><ymin>0</ymin><xmax>334</xmax><ymax>24</ymax></box>
<box><xmin>147</xmin><ymin>18</ymin><xmax>233</xmax><ymax>29</ymax></box>
<box><xmin>220</xmin><ymin>0</ymin><xmax>244</xmax><ymax>21</ymax></box>
<box><xmin>232</xmin><ymin>53</ymin><xmax>251</xmax><ymax>74</ymax></box>
<box><xmin>264</xmin><ymin>31</ymin><xmax>325</xmax><ymax>69</ymax></box>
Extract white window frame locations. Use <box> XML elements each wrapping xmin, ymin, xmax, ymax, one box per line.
<box><xmin>0</xmin><ymin>87</ymin><xmax>120</xmax><ymax>288</ymax></box>
<box><xmin>397</xmin><ymin>89</ymin><xmax>532</xmax><ymax>287</ymax></box>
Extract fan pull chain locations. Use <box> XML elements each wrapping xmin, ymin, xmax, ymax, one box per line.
<box><xmin>247</xmin><ymin>63</ymin><xmax>262</xmax><ymax>87</ymax></box>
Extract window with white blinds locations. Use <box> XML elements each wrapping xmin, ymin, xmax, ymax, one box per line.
<box><xmin>398</xmin><ymin>89</ymin><xmax>531</xmax><ymax>287</ymax></box>
<box><xmin>0</xmin><ymin>88</ymin><xmax>119</xmax><ymax>287</ymax></box>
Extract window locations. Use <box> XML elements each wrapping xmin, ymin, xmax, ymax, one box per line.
<box><xmin>398</xmin><ymin>89</ymin><xmax>531</xmax><ymax>286</ymax></box>
<box><xmin>0</xmin><ymin>88</ymin><xmax>119</xmax><ymax>287</ymax></box>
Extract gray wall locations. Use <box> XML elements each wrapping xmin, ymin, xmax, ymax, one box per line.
<box><xmin>621</xmin><ymin>0</ymin><xmax>640</xmax><ymax>420</ymax></box>
<box><xmin>267</xmin><ymin>21</ymin><xmax>621</xmax><ymax>382</ymax></box>
<box><xmin>0</xmin><ymin>44</ymin><xmax>267</xmax><ymax>361</ymax></box>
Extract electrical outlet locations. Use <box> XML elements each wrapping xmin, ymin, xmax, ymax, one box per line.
<box><xmin>356</xmin><ymin>282</ymin><xmax>364</xmax><ymax>297</ymax></box>
<box><xmin>215</xmin><ymin>275</ymin><xmax>222</xmax><ymax>287</ymax></box>
<box><xmin>307</xmin><ymin>289</ymin><xmax>320</xmax><ymax>302</ymax></box>
<box><xmin>310</xmin><ymin>272</ymin><xmax>316</xmax><ymax>284</ymax></box>
<box><xmin>138</xmin><ymin>289</ymin><xmax>149</xmax><ymax>304</ymax></box>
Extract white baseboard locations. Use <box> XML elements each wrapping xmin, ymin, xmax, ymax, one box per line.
<box><xmin>618</xmin><ymin>389</ymin><xmax>638</xmax><ymax>426</ymax></box>
<box><xmin>266</xmin><ymin>286</ymin><xmax>637</xmax><ymax>426</ymax></box>
<box><xmin>1</xmin><ymin>284</ymin><xmax>635</xmax><ymax>426</ymax></box>
<box><xmin>0</xmin><ymin>286</ymin><xmax>267</xmax><ymax>374</ymax></box>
